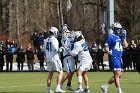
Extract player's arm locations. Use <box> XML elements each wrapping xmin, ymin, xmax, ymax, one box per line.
<box><xmin>104</xmin><ymin>35</ymin><xmax>112</xmax><ymax>55</ymax></box>
<box><xmin>104</xmin><ymin>45</ymin><xmax>112</xmax><ymax>55</ymax></box>
<box><xmin>120</xmin><ymin>29</ymin><xmax>128</xmax><ymax>48</ymax></box>
<box><xmin>123</xmin><ymin>39</ymin><xmax>128</xmax><ymax>48</ymax></box>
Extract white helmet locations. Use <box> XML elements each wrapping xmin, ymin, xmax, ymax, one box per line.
<box><xmin>112</xmin><ymin>22</ymin><xmax>122</xmax><ymax>35</ymax></box>
<box><xmin>113</xmin><ymin>22</ymin><xmax>122</xmax><ymax>29</ymax></box>
<box><xmin>49</xmin><ymin>27</ymin><xmax>59</xmax><ymax>38</ymax></box>
<box><xmin>62</xmin><ymin>24</ymin><xmax>68</xmax><ymax>32</ymax></box>
<box><xmin>73</xmin><ymin>31</ymin><xmax>84</xmax><ymax>41</ymax></box>
<box><xmin>74</xmin><ymin>31</ymin><xmax>82</xmax><ymax>38</ymax></box>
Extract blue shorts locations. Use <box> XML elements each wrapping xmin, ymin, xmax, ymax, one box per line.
<box><xmin>108</xmin><ymin>55</ymin><xmax>123</xmax><ymax>71</ymax></box>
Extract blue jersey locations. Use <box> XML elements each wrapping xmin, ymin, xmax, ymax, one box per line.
<box><xmin>105</xmin><ymin>34</ymin><xmax>123</xmax><ymax>59</ymax></box>
<box><xmin>105</xmin><ymin>34</ymin><xmax>123</xmax><ymax>70</ymax></box>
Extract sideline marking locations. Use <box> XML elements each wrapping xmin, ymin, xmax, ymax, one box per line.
<box><xmin>0</xmin><ymin>84</ymin><xmax>45</xmax><ymax>89</ymax></box>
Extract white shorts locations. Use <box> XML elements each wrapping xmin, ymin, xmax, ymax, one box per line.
<box><xmin>77</xmin><ymin>62</ymin><xmax>92</xmax><ymax>71</ymax></box>
<box><xmin>63</xmin><ymin>56</ymin><xmax>75</xmax><ymax>72</ymax></box>
<box><xmin>47</xmin><ymin>60</ymin><xmax>63</xmax><ymax>72</ymax></box>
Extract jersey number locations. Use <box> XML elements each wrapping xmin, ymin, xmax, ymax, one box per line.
<box><xmin>82</xmin><ymin>42</ymin><xmax>88</xmax><ymax>51</ymax></box>
<box><xmin>46</xmin><ymin>42</ymin><xmax>52</xmax><ymax>51</ymax></box>
<box><xmin>115</xmin><ymin>42</ymin><xmax>123</xmax><ymax>51</ymax></box>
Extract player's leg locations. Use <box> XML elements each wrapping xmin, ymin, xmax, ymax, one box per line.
<box><xmin>66</xmin><ymin>72</ymin><xmax>75</xmax><ymax>91</ymax></box>
<box><xmin>46</xmin><ymin>61</ymin><xmax>54</xmax><ymax>93</ymax></box>
<box><xmin>75</xmin><ymin>69</ymin><xmax>84</xmax><ymax>92</ymax></box>
<box><xmin>82</xmin><ymin>71</ymin><xmax>90</xmax><ymax>92</ymax></box>
<box><xmin>55</xmin><ymin>60</ymin><xmax>66</xmax><ymax>92</ymax></box>
<box><xmin>61</xmin><ymin>58</ymin><xmax>69</xmax><ymax>85</ymax></box>
<box><xmin>66</xmin><ymin>58</ymin><xmax>75</xmax><ymax>91</ymax></box>
<box><xmin>101</xmin><ymin>55</ymin><xmax>114</xmax><ymax>93</ymax></box>
<box><xmin>47</xmin><ymin>71</ymin><xmax>54</xmax><ymax>93</ymax></box>
<box><xmin>114</xmin><ymin>70</ymin><xmax>123</xmax><ymax>93</ymax></box>
<box><xmin>101</xmin><ymin>76</ymin><xmax>114</xmax><ymax>93</ymax></box>
<box><xmin>62</xmin><ymin>57</ymin><xmax>75</xmax><ymax>91</ymax></box>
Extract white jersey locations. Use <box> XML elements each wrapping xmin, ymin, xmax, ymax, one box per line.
<box><xmin>69</xmin><ymin>39</ymin><xmax>92</xmax><ymax>64</ymax></box>
<box><xmin>43</xmin><ymin>36</ymin><xmax>60</xmax><ymax>61</ymax></box>
<box><xmin>61</xmin><ymin>36</ymin><xmax>74</xmax><ymax>56</ymax></box>
<box><xmin>61</xmin><ymin>36</ymin><xmax>75</xmax><ymax>72</ymax></box>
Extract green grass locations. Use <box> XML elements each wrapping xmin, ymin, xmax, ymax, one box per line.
<box><xmin>0</xmin><ymin>72</ymin><xmax>140</xmax><ymax>93</ymax></box>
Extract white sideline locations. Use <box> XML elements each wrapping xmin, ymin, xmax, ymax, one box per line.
<box><xmin>0</xmin><ymin>84</ymin><xmax>45</xmax><ymax>89</ymax></box>
<box><xmin>3</xmin><ymin>61</ymin><xmax>109</xmax><ymax>71</ymax></box>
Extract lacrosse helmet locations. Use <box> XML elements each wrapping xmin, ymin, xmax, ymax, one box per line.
<box><xmin>49</xmin><ymin>27</ymin><xmax>59</xmax><ymax>38</ymax></box>
<box><xmin>61</xmin><ymin>24</ymin><xmax>68</xmax><ymax>32</ymax></box>
<box><xmin>73</xmin><ymin>31</ymin><xmax>83</xmax><ymax>41</ymax></box>
<box><xmin>112</xmin><ymin>22</ymin><xmax>122</xmax><ymax>35</ymax></box>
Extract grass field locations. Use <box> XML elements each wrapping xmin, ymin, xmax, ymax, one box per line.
<box><xmin>0</xmin><ymin>72</ymin><xmax>140</xmax><ymax>93</ymax></box>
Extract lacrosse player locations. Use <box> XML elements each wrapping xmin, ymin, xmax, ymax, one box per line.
<box><xmin>101</xmin><ymin>22</ymin><xmax>128</xmax><ymax>93</ymax></box>
<box><xmin>44</xmin><ymin>27</ymin><xmax>65</xmax><ymax>93</ymax></box>
<box><xmin>61</xmin><ymin>24</ymin><xmax>75</xmax><ymax>91</ymax></box>
<box><xmin>69</xmin><ymin>31</ymin><xmax>92</xmax><ymax>92</ymax></box>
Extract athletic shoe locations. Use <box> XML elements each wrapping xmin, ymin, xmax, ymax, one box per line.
<box><xmin>84</xmin><ymin>88</ymin><xmax>90</xmax><ymax>92</ymax></box>
<box><xmin>100</xmin><ymin>85</ymin><xmax>108</xmax><ymax>93</ymax></box>
<box><xmin>66</xmin><ymin>86</ymin><xmax>75</xmax><ymax>91</ymax></box>
<box><xmin>117</xmin><ymin>89</ymin><xmax>124</xmax><ymax>93</ymax></box>
<box><xmin>56</xmin><ymin>88</ymin><xmax>66</xmax><ymax>92</ymax></box>
<box><xmin>118</xmin><ymin>91</ymin><xmax>124</xmax><ymax>93</ymax></box>
<box><xmin>75</xmin><ymin>87</ymin><xmax>84</xmax><ymax>92</ymax></box>
<box><xmin>46</xmin><ymin>89</ymin><xmax>54</xmax><ymax>93</ymax></box>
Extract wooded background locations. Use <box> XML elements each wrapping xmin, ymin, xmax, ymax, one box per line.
<box><xmin>0</xmin><ymin>0</ymin><xmax>140</xmax><ymax>46</ymax></box>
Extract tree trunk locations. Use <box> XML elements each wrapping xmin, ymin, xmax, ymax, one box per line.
<box><xmin>16</xmin><ymin>0</ymin><xmax>20</xmax><ymax>46</ymax></box>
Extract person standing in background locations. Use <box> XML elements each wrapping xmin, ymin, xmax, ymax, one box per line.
<box><xmin>16</xmin><ymin>45</ymin><xmax>25</xmax><ymax>71</ymax></box>
<box><xmin>37</xmin><ymin>46</ymin><xmax>45</xmax><ymax>71</ymax></box>
<box><xmin>0</xmin><ymin>46</ymin><xmax>4</xmax><ymax>71</ymax></box>
<box><xmin>5</xmin><ymin>45</ymin><xmax>13</xmax><ymax>71</ymax></box>
<box><xmin>26</xmin><ymin>44</ymin><xmax>34</xmax><ymax>71</ymax></box>
<box><xmin>96</xmin><ymin>44</ymin><xmax>104</xmax><ymax>71</ymax></box>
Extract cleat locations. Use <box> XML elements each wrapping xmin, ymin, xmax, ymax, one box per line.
<box><xmin>46</xmin><ymin>89</ymin><xmax>54</xmax><ymax>93</ymax></box>
<box><xmin>100</xmin><ymin>85</ymin><xmax>108</xmax><ymax>93</ymax></box>
<box><xmin>84</xmin><ymin>88</ymin><xmax>90</xmax><ymax>92</ymax></box>
<box><xmin>56</xmin><ymin>88</ymin><xmax>66</xmax><ymax>92</ymax></box>
<box><xmin>66</xmin><ymin>86</ymin><xmax>75</xmax><ymax>91</ymax></box>
<box><xmin>75</xmin><ymin>87</ymin><xmax>83</xmax><ymax>92</ymax></box>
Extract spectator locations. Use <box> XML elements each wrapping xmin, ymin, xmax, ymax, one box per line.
<box><xmin>37</xmin><ymin>32</ymin><xmax>44</xmax><ymax>49</ymax></box>
<box><xmin>0</xmin><ymin>46</ymin><xmax>4</xmax><ymax>71</ymax></box>
<box><xmin>1</xmin><ymin>41</ymin><xmax>6</xmax><ymax>51</ymax></box>
<box><xmin>129</xmin><ymin>40</ymin><xmax>137</xmax><ymax>70</ymax></box>
<box><xmin>122</xmin><ymin>46</ymin><xmax>129</xmax><ymax>70</ymax></box>
<box><xmin>5</xmin><ymin>38</ymin><xmax>11</xmax><ymax>46</ymax></box>
<box><xmin>90</xmin><ymin>42</ymin><xmax>98</xmax><ymax>71</ymax></box>
<box><xmin>136</xmin><ymin>39</ymin><xmax>140</xmax><ymax>73</ymax></box>
<box><xmin>16</xmin><ymin>45</ymin><xmax>25</xmax><ymax>71</ymax></box>
<box><xmin>11</xmin><ymin>40</ymin><xmax>17</xmax><ymax>48</ymax></box>
<box><xmin>31</xmin><ymin>31</ymin><xmax>38</xmax><ymax>52</ymax></box>
<box><xmin>5</xmin><ymin>45</ymin><xmax>13</xmax><ymax>71</ymax></box>
<box><xmin>26</xmin><ymin>45</ymin><xmax>34</xmax><ymax>71</ymax></box>
<box><xmin>37</xmin><ymin>46</ymin><xmax>45</xmax><ymax>71</ymax></box>
<box><xmin>96</xmin><ymin>44</ymin><xmax>104</xmax><ymax>71</ymax></box>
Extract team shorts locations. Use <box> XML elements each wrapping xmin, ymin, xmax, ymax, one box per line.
<box><xmin>47</xmin><ymin>60</ymin><xmax>63</xmax><ymax>72</ymax></box>
<box><xmin>63</xmin><ymin>56</ymin><xmax>75</xmax><ymax>72</ymax></box>
<box><xmin>110</xmin><ymin>56</ymin><xmax>123</xmax><ymax>71</ymax></box>
<box><xmin>77</xmin><ymin>62</ymin><xmax>92</xmax><ymax>71</ymax></box>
